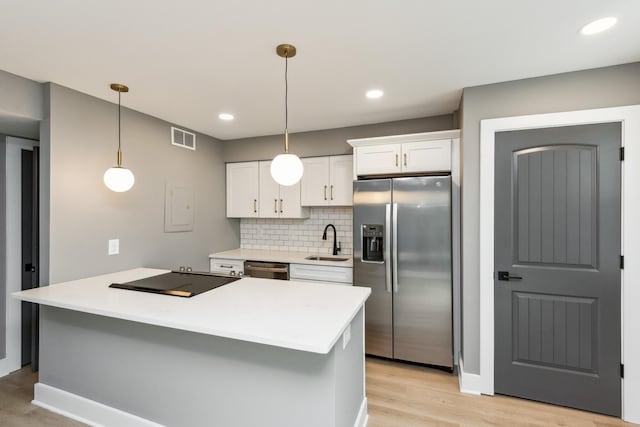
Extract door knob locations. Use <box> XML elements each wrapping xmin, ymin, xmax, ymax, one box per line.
<box><xmin>497</xmin><ymin>271</ymin><xmax>523</xmax><ymax>281</ymax></box>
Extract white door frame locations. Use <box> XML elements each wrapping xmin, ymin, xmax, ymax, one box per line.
<box><xmin>479</xmin><ymin>105</ymin><xmax>640</xmax><ymax>424</ymax></box>
<box><xmin>0</xmin><ymin>137</ymin><xmax>37</xmax><ymax>378</ymax></box>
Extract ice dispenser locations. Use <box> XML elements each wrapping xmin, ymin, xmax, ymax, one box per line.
<box><xmin>362</xmin><ymin>224</ymin><xmax>384</xmax><ymax>262</ymax></box>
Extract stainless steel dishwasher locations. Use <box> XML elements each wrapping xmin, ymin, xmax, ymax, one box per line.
<box><xmin>243</xmin><ymin>261</ymin><xmax>289</xmax><ymax>280</ymax></box>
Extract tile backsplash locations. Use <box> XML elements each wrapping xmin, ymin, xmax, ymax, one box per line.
<box><xmin>240</xmin><ymin>207</ymin><xmax>353</xmax><ymax>255</ymax></box>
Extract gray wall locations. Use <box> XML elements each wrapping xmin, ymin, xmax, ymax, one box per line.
<box><xmin>460</xmin><ymin>61</ymin><xmax>640</xmax><ymax>374</ymax></box>
<box><xmin>0</xmin><ymin>136</ymin><xmax>6</xmax><ymax>359</ymax></box>
<box><xmin>0</xmin><ymin>69</ymin><xmax>43</xmax><ymax>120</ymax></box>
<box><xmin>222</xmin><ymin>114</ymin><xmax>455</xmax><ymax>161</ymax></box>
<box><xmin>0</xmin><ymin>69</ymin><xmax>43</xmax><ymax>140</ymax></box>
<box><xmin>44</xmin><ymin>84</ymin><xmax>239</xmax><ymax>283</ymax></box>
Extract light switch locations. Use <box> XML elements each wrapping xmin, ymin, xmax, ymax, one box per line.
<box><xmin>342</xmin><ymin>324</ymin><xmax>351</xmax><ymax>349</ymax></box>
<box><xmin>108</xmin><ymin>239</ymin><xmax>120</xmax><ymax>255</ymax></box>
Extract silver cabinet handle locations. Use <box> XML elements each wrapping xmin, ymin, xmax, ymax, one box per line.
<box><xmin>330</xmin><ymin>185</ymin><xmax>334</xmax><ymax>200</ymax></box>
<box><xmin>324</xmin><ymin>185</ymin><xmax>327</xmax><ymax>200</ymax></box>
<box><xmin>385</xmin><ymin>204</ymin><xmax>392</xmax><ymax>293</ymax></box>
<box><xmin>280</xmin><ymin>198</ymin><xmax>283</xmax><ymax>213</ymax></box>
<box><xmin>274</xmin><ymin>199</ymin><xmax>278</xmax><ymax>214</ymax></box>
<box><xmin>392</xmin><ymin>203</ymin><xmax>398</xmax><ymax>293</ymax></box>
<box><xmin>219</xmin><ymin>264</ymin><xmax>234</xmax><ymax>269</ymax></box>
<box><xmin>404</xmin><ymin>153</ymin><xmax>407</xmax><ymax>167</ymax></box>
<box><xmin>395</xmin><ymin>154</ymin><xmax>398</xmax><ymax>167</ymax></box>
<box><xmin>253</xmin><ymin>199</ymin><xmax>257</xmax><ymax>213</ymax></box>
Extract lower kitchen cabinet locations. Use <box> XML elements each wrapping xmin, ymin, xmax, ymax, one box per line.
<box><xmin>290</xmin><ymin>263</ymin><xmax>353</xmax><ymax>285</ymax></box>
<box><xmin>210</xmin><ymin>258</ymin><xmax>244</xmax><ymax>276</ymax></box>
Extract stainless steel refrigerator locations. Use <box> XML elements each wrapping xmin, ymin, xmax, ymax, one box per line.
<box><xmin>353</xmin><ymin>176</ymin><xmax>453</xmax><ymax>368</ymax></box>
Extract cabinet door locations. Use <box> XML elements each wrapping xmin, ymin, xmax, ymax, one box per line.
<box><xmin>402</xmin><ymin>139</ymin><xmax>451</xmax><ymax>173</ymax></box>
<box><xmin>300</xmin><ymin>157</ymin><xmax>330</xmax><ymax>206</ymax></box>
<box><xmin>258</xmin><ymin>161</ymin><xmax>281</xmax><ymax>218</ymax></box>
<box><xmin>355</xmin><ymin>144</ymin><xmax>401</xmax><ymax>176</ymax></box>
<box><xmin>279</xmin><ymin>180</ymin><xmax>307</xmax><ymax>218</ymax></box>
<box><xmin>329</xmin><ymin>155</ymin><xmax>353</xmax><ymax>206</ymax></box>
<box><xmin>226</xmin><ymin>162</ymin><xmax>259</xmax><ymax>218</ymax></box>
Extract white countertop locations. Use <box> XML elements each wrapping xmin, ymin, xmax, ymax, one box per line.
<box><xmin>13</xmin><ymin>268</ymin><xmax>369</xmax><ymax>354</ymax></box>
<box><xmin>210</xmin><ymin>248</ymin><xmax>353</xmax><ymax>267</ymax></box>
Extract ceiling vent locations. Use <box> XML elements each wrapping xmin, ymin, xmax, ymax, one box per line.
<box><xmin>171</xmin><ymin>127</ymin><xmax>196</xmax><ymax>151</ymax></box>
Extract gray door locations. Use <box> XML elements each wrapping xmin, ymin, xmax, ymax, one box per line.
<box><xmin>353</xmin><ymin>179</ymin><xmax>393</xmax><ymax>358</ymax></box>
<box><xmin>393</xmin><ymin>177</ymin><xmax>453</xmax><ymax>367</ymax></box>
<box><xmin>494</xmin><ymin>123</ymin><xmax>621</xmax><ymax>416</ymax></box>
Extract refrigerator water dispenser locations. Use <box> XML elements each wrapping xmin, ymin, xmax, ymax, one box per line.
<box><xmin>362</xmin><ymin>224</ymin><xmax>384</xmax><ymax>262</ymax></box>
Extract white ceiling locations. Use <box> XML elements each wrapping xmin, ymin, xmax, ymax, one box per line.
<box><xmin>1</xmin><ymin>0</ymin><xmax>639</xmax><ymax>140</ymax></box>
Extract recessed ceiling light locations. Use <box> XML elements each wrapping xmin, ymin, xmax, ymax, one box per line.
<box><xmin>366</xmin><ymin>89</ymin><xmax>384</xmax><ymax>99</ymax></box>
<box><xmin>218</xmin><ymin>113</ymin><xmax>234</xmax><ymax>121</ymax></box>
<box><xmin>580</xmin><ymin>17</ymin><xmax>617</xmax><ymax>35</ymax></box>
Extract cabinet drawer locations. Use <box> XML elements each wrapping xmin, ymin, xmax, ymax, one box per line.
<box><xmin>210</xmin><ymin>258</ymin><xmax>244</xmax><ymax>274</ymax></box>
<box><xmin>290</xmin><ymin>263</ymin><xmax>353</xmax><ymax>284</ymax></box>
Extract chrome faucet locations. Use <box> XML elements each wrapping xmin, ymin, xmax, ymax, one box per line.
<box><xmin>322</xmin><ymin>224</ymin><xmax>341</xmax><ymax>256</ymax></box>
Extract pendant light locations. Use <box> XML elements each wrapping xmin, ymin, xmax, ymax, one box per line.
<box><xmin>270</xmin><ymin>44</ymin><xmax>304</xmax><ymax>186</ymax></box>
<box><xmin>103</xmin><ymin>83</ymin><xmax>135</xmax><ymax>192</ymax></box>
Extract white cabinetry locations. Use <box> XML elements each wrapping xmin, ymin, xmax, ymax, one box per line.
<box><xmin>226</xmin><ymin>162</ymin><xmax>259</xmax><ymax>218</ymax></box>
<box><xmin>300</xmin><ymin>155</ymin><xmax>353</xmax><ymax>206</ymax></box>
<box><xmin>349</xmin><ymin>130</ymin><xmax>458</xmax><ymax>177</ymax></box>
<box><xmin>226</xmin><ymin>161</ymin><xmax>308</xmax><ymax>218</ymax></box>
<box><xmin>290</xmin><ymin>263</ymin><xmax>353</xmax><ymax>286</ymax></box>
<box><xmin>258</xmin><ymin>161</ymin><xmax>308</xmax><ymax>218</ymax></box>
<box><xmin>210</xmin><ymin>258</ymin><xmax>244</xmax><ymax>276</ymax></box>
<box><xmin>402</xmin><ymin>139</ymin><xmax>451</xmax><ymax>173</ymax></box>
<box><xmin>353</xmin><ymin>144</ymin><xmax>401</xmax><ymax>175</ymax></box>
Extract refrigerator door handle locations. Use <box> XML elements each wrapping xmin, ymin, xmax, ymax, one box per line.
<box><xmin>385</xmin><ymin>203</ymin><xmax>392</xmax><ymax>293</ymax></box>
<box><xmin>392</xmin><ymin>203</ymin><xmax>398</xmax><ymax>293</ymax></box>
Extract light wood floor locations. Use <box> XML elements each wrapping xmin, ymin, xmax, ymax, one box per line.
<box><xmin>366</xmin><ymin>358</ymin><xmax>630</xmax><ymax>427</ymax></box>
<box><xmin>0</xmin><ymin>359</ymin><xmax>632</xmax><ymax>426</ymax></box>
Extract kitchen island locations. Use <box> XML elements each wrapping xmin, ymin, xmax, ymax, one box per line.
<box><xmin>13</xmin><ymin>268</ymin><xmax>370</xmax><ymax>427</ymax></box>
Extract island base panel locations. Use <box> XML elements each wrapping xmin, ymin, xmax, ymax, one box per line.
<box><xmin>36</xmin><ymin>306</ymin><xmax>365</xmax><ymax>427</ymax></box>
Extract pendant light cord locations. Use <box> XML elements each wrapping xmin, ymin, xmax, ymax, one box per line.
<box><xmin>117</xmin><ymin>90</ymin><xmax>122</xmax><ymax>167</ymax></box>
<box><xmin>284</xmin><ymin>54</ymin><xmax>289</xmax><ymax>153</ymax></box>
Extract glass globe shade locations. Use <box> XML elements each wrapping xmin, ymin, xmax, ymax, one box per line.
<box><xmin>104</xmin><ymin>167</ymin><xmax>135</xmax><ymax>192</ymax></box>
<box><xmin>270</xmin><ymin>153</ymin><xmax>304</xmax><ymax>186</ymax></box>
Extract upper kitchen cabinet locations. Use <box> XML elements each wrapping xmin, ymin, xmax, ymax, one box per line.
<box><xmin>348</xmin><ymin>130</ymin><xmax>460</xmax><ymax>177</ymax></box>
<box><xmin>300</xmin><ymin>155</ymin><xmax>353</xmax><ymax>206</ymax></box>
<box><xmin>258</xmin><ymin>161</ymin><xmax>309</xmax><ymax>218</ymax></box>
<box><xmin>226</xmin><ymin>161</ymin><xmax>259</xmax><ymax>218</ymax></box>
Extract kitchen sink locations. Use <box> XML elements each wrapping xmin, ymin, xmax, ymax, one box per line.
<box><xmin>305</xmin><ymin>256</ymin><xmax>350</xmax><ymax>262</ymax></box>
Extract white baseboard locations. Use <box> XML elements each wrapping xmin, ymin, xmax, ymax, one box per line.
<box><xmin>33</xmin><ymin>383</ymin><xmax>163</xmax><ymax>427</ymax></box>
<box><xmin>0</xmin><ymin>359</ymin><xmax>9</xmax><ymax>378</ymax></box>
<box><xmin>354</xmin><ymin>397</ymin><xmax>368</xmax><ymax>427</ymax></box>
<box><xmin>458</xmin><ymin>357</ymin><xmax>483</xmax><ymax>395</ymax></box>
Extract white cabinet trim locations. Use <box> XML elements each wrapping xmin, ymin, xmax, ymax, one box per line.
<box><xmin>347</xmin><ymin>129</ymin><xmax>460</xmax><ymax>147</ymax></box>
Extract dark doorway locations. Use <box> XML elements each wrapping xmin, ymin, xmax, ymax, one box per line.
<box><xmin>20</xmin><ymin>147</ymin><xmax>39</xmax><ymax>371</ymax></box>
<box><xmin>494</xmin><ymin>123</ymin><xmax>622</xmax><ymax>416</ymax></box>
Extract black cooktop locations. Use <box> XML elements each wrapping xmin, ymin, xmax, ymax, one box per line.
<box><xmin>109</xmin><ymin>271</ymin><xmax>240</xmax><ymax>298</ymax></box>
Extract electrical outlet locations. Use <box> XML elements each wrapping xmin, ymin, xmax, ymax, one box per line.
<box><xmin>342</xmin><ymin>324</ymin><xmax>351</xmax><ymax>349</ymax></box>
<box><xmin>108</xmin><ymin>239</ymin><xmax>120</xmax><ymax>255</ymax></box>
